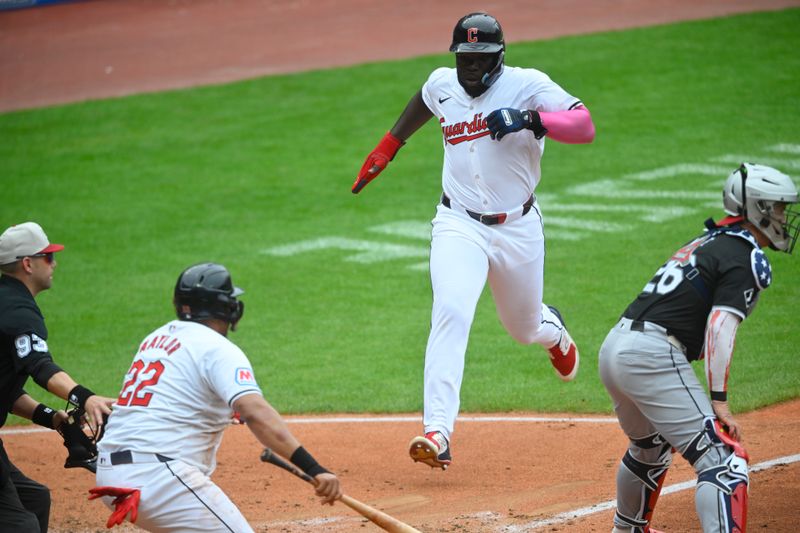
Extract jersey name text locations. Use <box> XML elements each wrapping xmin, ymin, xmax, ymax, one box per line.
<box><xmin>441</xmin><ymin>113</ymin><xmax>491</xmax><ymax>145</ymax></box>
<box><xmin>138</xmin><ymin>334</ymin><xmax>181</xmax><ymax>356</ymax></box>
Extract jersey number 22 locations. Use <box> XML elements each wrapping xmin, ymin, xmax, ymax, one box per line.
<box><xmin>117</xmin><ymin>359</ymin><xmax>165</xmax><ymax>407</ymax></box>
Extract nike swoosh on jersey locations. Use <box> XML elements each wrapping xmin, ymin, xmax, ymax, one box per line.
<box><xmin>438</xmin><ymin>96</ymin><xmax>452</xmax><ymax>104</ymax></box>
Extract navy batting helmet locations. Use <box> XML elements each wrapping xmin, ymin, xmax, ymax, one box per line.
<box><xmin>174</xmin><ymin>263</ymin><xmax>245</xmax><ymax>329</ymax></box>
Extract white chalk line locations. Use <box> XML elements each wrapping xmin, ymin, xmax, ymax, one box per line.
<box><xmin>499</xmin><ymin>453</ymin><xmax>800</xmax><ymax>532</ymax></box>
<box><xmin>255</xmin><ymin>515</ymin><xmax>357</xmax><ymax>530</ymax></box>
<box><xmin>0</xmin><ymin>414</ymin><xmax>618</xmax><ymax>435</ymax></box>
<box><xmin>0</xmin><ymin>426</ymin><xmax>50</xmax><ymax>435</ymax></box>
<box><xmin>253</xmin><ymin>452</ymin><xmax>800</xmax><ymax>532</ymax></box>
<box><xmin>289</xmin><ymin>415</ymin><xmax>618</xmax><ymax>424</ymax></box>
<box><xmin>9</xmin><ymin>418</ymin><xmax>796</xmax><ymax>532</ymax></box>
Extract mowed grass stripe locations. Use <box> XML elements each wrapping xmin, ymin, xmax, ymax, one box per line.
<box><xmin>1</xmin><ymin>9</ymin><xmax>798</xmax><ymax>418</ymax></box>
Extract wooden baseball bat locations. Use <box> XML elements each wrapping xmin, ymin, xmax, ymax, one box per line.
<box><xmin>260</xmin><ymin>448</ymin><xmax>421</xmax><ymax>533</ymax></box>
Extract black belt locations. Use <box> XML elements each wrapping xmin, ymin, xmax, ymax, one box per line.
<box><xmin>109</xmin><ymin>450</ymin><xmax>173</xmax><ymax>465</ymax></box>
<box><xmin>630</xmin><ymin>320</ymin><xmax>646</xmax><ymax>332</ymax></box>
<box><xmin>441</xmin><ymin>193</ymin><xmax>534</xmax><ymax>226</ymax></box>
<box><xmin>626</xmin><ymin>319</ymin><xmax>687</xmax><ymax>354</ymax></box>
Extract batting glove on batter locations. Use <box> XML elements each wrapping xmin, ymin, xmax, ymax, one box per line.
<box><xmin>88</xmin><ymin>486</ymin><xmax>141</xmax><ymax>527</ymax></box>
<box><xmin>351</xmin><ymin>131</ymin><xmax>405</xmax><ymax>194</ymax></box>
<box><xmin>486</xmin><ymin>108</ymin><xmax>548</xmax><ymax>141</ymax></box>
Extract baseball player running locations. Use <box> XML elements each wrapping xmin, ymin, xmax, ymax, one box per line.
<box><xmin>352</xmin><ymin>12</ymin><xmax>595</xmax><ymax>470</ymax></box>
<box><xmin>94</xmin><ymin>263</ymin><xmax>341</xmax><ymax>531</ymax></box>
<box><xmin>599</xmin><ymin>163</ymin><xmax>799</xmax><ymax>532</ymax></box>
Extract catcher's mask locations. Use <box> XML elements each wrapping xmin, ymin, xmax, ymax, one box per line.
<box><xmin>722</xmin><ymin>163</ymin><xmax>800</xmax><ymax>252</ymax></box>
<box><xmin>450</xmin><ymin>12</ymin><xmax>505</xmax><ymax>97</ymax></box>
<box><xmin>173</xmin><ymin>263</ymin><xmax>245</xmax><ymax>330</ymax></box>
<box><xmin>59</xmin><ymin>407</ymin><xmax>106</xmax><ymax>473</ymax></box>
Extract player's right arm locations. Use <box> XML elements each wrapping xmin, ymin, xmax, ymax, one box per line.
<box><xmin>390</xmin><ymin>90</ymin><xmax>435</xmax><ymax>140</ymax></box>
<box><xmin>44</xmin><ymin>371</ymin><xmax>115</xmax><ymax>433</ymax></box>
<box><xmin>351</xmin><ymin>89</ymin><xmax>434</xmax><ymax>194</ymax></box>
<box><xmin>703</xmin><ymin>307</ymin><xmax>743</xmax><ymax>441</ymax></box>
<box><xmin>703</xmin><ymin>242</ymin><xmax>769</xmax><ymax>444</ymax></box>
<box><xmin>234</xmin><ymin>393</ymin><xmax>341</xmax><ymax>504</ymax></box>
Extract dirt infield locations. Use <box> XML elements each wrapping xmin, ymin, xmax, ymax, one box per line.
<box><xmin>2</xmin><ymin>0</ymin><xmax>800</xmax><ymax>531</ymax></box>
<box><xmin>3</xmin><ymin>399</ymin><xmax>799</xmax><ymax>532</ymax></box>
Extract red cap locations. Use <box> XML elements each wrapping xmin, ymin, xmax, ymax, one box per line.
<box><xmin>40</xmin><ymin>243</ymin><xmax>65</xmax><ymax>254</ymax></box>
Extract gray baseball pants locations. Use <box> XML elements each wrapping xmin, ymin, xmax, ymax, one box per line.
<box><xmin>599</xmin><ymin>317</ymin><xmax>748</xmax><ymax>532</ymax></box>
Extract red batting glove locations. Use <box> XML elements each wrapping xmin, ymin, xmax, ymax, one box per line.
<box><xmin>88</xmin><ymin>486</ymin><xmax>141</xmax><ymax>527</ymax></box>
<box><xmin>351</xmin><ymin>131</ymin><xmax>404</xmax><ymax>194</ymax></box>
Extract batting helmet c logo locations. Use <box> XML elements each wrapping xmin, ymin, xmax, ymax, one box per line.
<box><xmin>467</xmin><ymin>27</ymin><xmax>478</xmax><ymax>42</ymax></box>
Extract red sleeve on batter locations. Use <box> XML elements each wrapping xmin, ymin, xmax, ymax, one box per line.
<box><xmin>539</xmin><ymin>106</ymin><xmax>595</xmax><ymax>144</ymax></box>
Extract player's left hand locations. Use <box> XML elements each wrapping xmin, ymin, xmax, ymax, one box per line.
<box><xmin>84</xmin><ymin>395</ymin><xmax>115</xmax><ymax>434</ymax></box>
<box><xmin>486</xmin><ymin>108</ymin><xmax>547</xmax><ymax>141</ymax></box>
<box><xmin>313</xmin><ymin>472</ymin><xmax>342</xmax><ymax>505</ymax></box>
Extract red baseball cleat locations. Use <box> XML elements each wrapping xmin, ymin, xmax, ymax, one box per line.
<box><xmin>547</xmin><ymin>306</ymin><xmax>579</xmax><ymax>381</ymax></box>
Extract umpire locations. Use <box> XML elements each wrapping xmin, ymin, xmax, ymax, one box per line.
<box><xmin>0</xmin><ymin>221</ymin><xmax>114</xmax><ymax>532</ymax></box>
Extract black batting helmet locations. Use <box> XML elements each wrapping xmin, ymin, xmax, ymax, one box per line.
<box><xmin>450</xmin><ymin>12</ymin><xmax>506</xmax><ymax>94</ymax></box>
<box><xmin>174</xmin><ymin>263</ymin><xmax>244</xmax><ymax>329</ymax></box>
<box><xmin>449</xmin><ymin>12</ymin><xmax>505</xmax><ymax>54</ymax></box>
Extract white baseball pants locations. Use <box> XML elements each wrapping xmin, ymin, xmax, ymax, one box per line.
<box><xmin>423</xmin><ymin>202</ymin><xmax>563</xmax><ymax>439</ymax></box>
<box><xmin>96</xmin><ymin>453</ymin><xmax>253</xmax><ymax>532</ymax></box>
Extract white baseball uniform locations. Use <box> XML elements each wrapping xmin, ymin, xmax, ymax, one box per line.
<box><xmin>96</xmin><ymin>319</ymin><xmax>262</xmax><ymax>532</ymax></box>
<box><xmin>420</xmin><ymin>65</ymin><xmax>582</xmax><ymax>439</ymax></box>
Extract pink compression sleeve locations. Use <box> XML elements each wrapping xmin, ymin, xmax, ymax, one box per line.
<box><xmin>538</xmin><ymin>106</ymin><xmax>595</xmax><ymax>144</ymax></box>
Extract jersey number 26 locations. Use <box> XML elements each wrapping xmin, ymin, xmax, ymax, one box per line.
<box><xmin>642</xmin><ymin>236</ymin><xmax>705</xmax><ymax>296</ymax></box>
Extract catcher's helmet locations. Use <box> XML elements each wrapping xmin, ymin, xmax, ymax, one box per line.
<box><xmin>174</xmin><ymin>263</ymin><xmax>245</xmax><ymax>329</ymax></box>
<box><xmin>450</xmin><ymin>12</ymin><xmax>505</xmax><ymax>93</ymax></box>
<box><xmin>722</xmin><ymin>163</ymin><xmax>800</xmax><ymax>252</ymax></box>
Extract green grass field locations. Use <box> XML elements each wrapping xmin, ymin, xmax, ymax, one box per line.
<box><xmin>2</xmin><ymin>9</ymin><xmax>799</xmax><ymax>421</ymax></box>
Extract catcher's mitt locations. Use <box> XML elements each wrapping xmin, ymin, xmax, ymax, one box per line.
<box><xmin>57</xmin><ymin>408</ymin><xmax>105</xmax><ymax>473</ymax></box>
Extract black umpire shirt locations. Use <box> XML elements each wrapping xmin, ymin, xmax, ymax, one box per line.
<box><xmin>623</xmin><ymin>222</ymin><xmax>769</xmax><ymax>360</ymax></box>
<box><xmin>0</xmin><ymin>276</ymin><xmax>61</xmax><ymax>531</ymax></box>
<box><xmin>0</xmin><ymin>275</ymin><xmax>64</xmax><ymax>481</ymax></box>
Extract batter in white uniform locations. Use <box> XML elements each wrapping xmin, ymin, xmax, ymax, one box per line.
<box><xmin>352</xmin><ymin>12</ymin><xmax>596</xmax><ymax>469</ymax></box>
<box><xmin>94</xmin><ymin>263</ymin><xmax>341</xmax><ymax>531</ymax></box>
